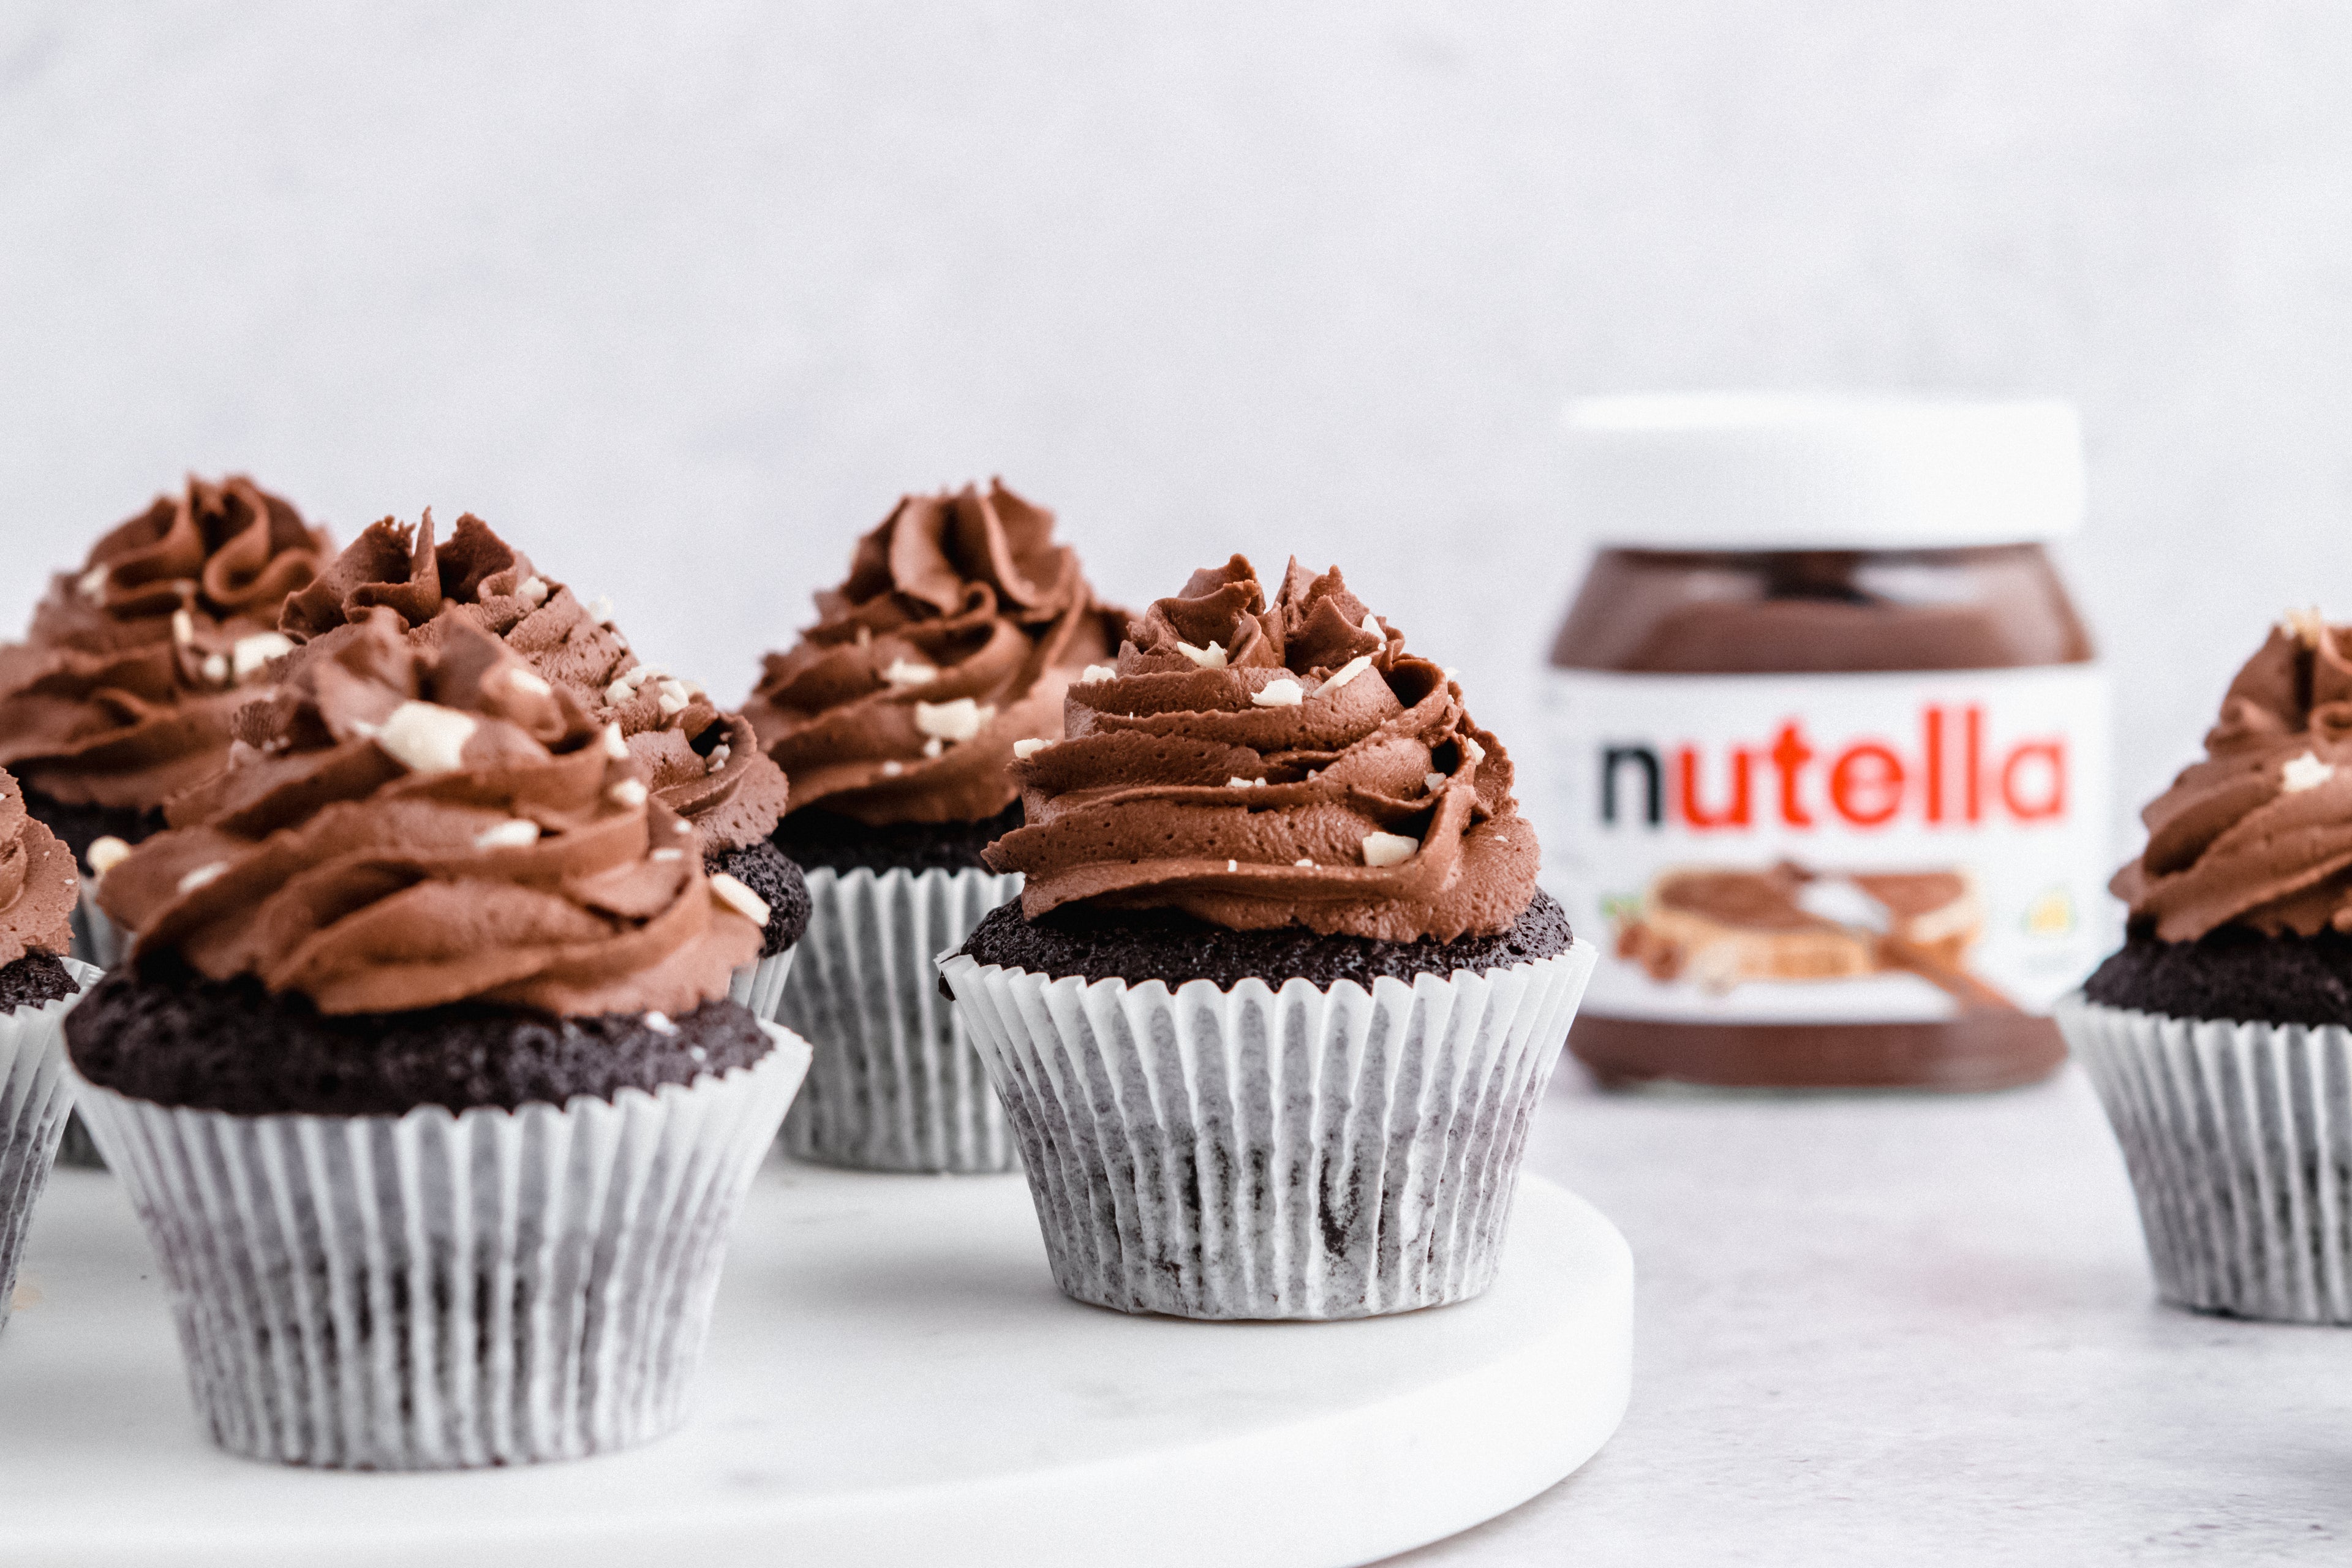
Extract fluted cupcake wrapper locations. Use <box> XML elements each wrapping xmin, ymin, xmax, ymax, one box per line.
<box><xmin>2061</xmin><ymin>995</ymin><xmax>2352</xmax><ymax>1325</ymax></box>
<box><xmin>70</xmin><ymin>1023</ymin><xmax>812</xmax><ymax>1468</ymax></box>
<box><xmin>0</xmin><ymin>958</ymin><xmax>100</xmax><ymax>1330</ymax></box>
<box><xmin>938</xmin><ymin>938</ymin><xmax>1598</xmax><ymax>1320</ymax></box>
<box><xmin>68</xmin><ymin>884</ymin><xmax>128</xmax><ymax>971</ymax></box>
<box><xmin>777</xmin><ymin>867</ymin><xmax>1024</xmax><ymax>1173</ymax></box>
<box><xmin>727</xmin><ymin>947</ymin><xmax>799</xmax><ymax>1023</ymax></box>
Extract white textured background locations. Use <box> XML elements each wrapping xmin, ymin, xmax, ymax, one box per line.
<box><xmin>6</xmin><ymin>1</ymin><xmax>2352</xmax><ymax>856</ymax></box>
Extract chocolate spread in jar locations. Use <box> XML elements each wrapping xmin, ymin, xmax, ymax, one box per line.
<box><xmin>1545</xmin><ymin>398</ymin><xmax>2106</xmax><ymax>1090</ymax></box>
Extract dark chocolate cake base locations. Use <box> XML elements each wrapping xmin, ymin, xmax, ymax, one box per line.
<box><xmin>774</xmin><ymin>804</ymin><xmax>1021</xmax><ymax>876</ymax></box>
<box><xmin>66</xmin><ymin>962</ymin><xmax>774</xmax><ymax>1117</ymax></box>
<box><xmin>953</xmin><ymin>889</ymin><xmax>1574</xmax><ymax>992</ymax></box>
<box><xmin>707</xmin><ymin>839</ymin><xmax>812</xmax><ymax>956</ymax></box>
<box><xmin>0</xmin><ymin>950</ymin><xmax>78</xmax><ymax>1013</ymax></box>
<box><xmin>2084</xmin><ymin>928</ymin><xmax>2352</xmax><ymax>1028</ymax></box>
<box><xmin>20</xmin><ymin>787</ymin><xmax>165</xmax><ymax>870</ymax></box>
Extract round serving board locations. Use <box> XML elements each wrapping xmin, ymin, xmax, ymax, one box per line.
<box><xmin>2</xmin><ymin>1157</ymin><xmax>1631</xmax><ymax>1568</ymax></box>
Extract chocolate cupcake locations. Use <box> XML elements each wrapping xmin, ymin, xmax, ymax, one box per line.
<box><xmin>273</xmin><ymin>510</ymin><xmax>808</xmax><ymax>1015</ymax></box>
<box><xmin>2064</xmin><ymin>611</ymin><xmax>2352</xmax><ymax>1324</ymax></box>
<box><xmin>0</xmin><ymin>475</ymin><xmax>327</xmax><ymax>968</ymax></box>
<box><xmin>0</xmin><ymin>769</ymin><xmax>99</xmax><ymax>1329</ymax></box>
<box><xmin>939</xmin><ymin>556</ymin><xmax>1597</xmax><ymax>1319</ymax></box>
<box><xmin>742</xmin><ymin>481</ymin><xmax>1125</xmax><ymax>1172</ymax></box>
<box><xmin>67</xmin><ymin>612</ymin><xmax>809</xmax><ymax>1467</ymax></box>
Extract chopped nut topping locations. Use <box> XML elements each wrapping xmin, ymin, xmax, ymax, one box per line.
<box><xmin>171</xmin><ymin>608</ymin><xmax>195</xmax><ymax>646</ymax></box>
<box><xmin>201</xmin><ymin>652</ymin><xmax>230</xmax><ymax>686</ymax></box>
<box><xmin>1463</xmin><ymin>736</ymin><xmax>1487</xmax><ymax>764</ymax></box>
<box><xmin>473</xmin><ymin>819</ymin><xmax>541</xmax><ymax>850</ymax></box>
<box><xmin>709</xmin><ymin>871</ymin><xmax>771</xmax><ymax>928</ymax></box>
<box><xmin>502</xmin><ymin>666</ymin><xmax>553</xmax><ymax>698</ymax></box>
<box><xmin>1012</xmin><ymin>737</ymin><xmax>1050</xmax><ymax>760</ymax></box>
<box><xmin>376</xmin><ymin>702</ymin><xmax>478</xmax><ymax>774</ymax></box>
<box><xmin>882</xmin><ymin>658</ymin><xmax>940</xmax><ymax>687</ymax></box>
<box><xmin>705</xmin><ymin>743</ymin><xmax>731</xmax><ymax>775</ymax></box>
<box><xmin>1226</xmin><ymin>859</ymin><xmax>1239</xmax><ymax>872</ymax></box>
<box><xmin>652</xmin><ymin>847</ymin><xmax>684</xmax><ymax>862</ymax></box>
<box><xmin>922</xmin><ymin>736</ymin><xmax>944</xmax><ymax>758</ymax></box>
<box><xmin>1361</xmin><ymin>831</ymin><xmax>1419</xmax><ymax>868</ymax></box>
<box><xmin>177</xmin><ymin>862</ymin><xmax>227</xmax><ymax>894</ymax></box>
<box><xmin>1295</xmin><ymin>858</ymin><xmax>1317</xmax><ymax>868</ymax></box>
<box><xmin>515</xmin><ymin>576</ymin><xmax>549</xmax><ymax>608</ymax></box>
<box><xmin>881</xmin><ymin>760</ymin><xmax>904</xmax><ymax>777</ymax></box>
<box><xmin>1424</xmin><ymin>772</ymin><xmax>1447</xmax><ymax>792</ymax></box>
<box><xmin>2281</xmin><ymin>606</ymin><xmax>2328</xmax><ymax>649</ymax></box>
<box><xmin>77</xmin><ymin>565</ymin><xmax>110</xmax><ymax>602</ymax></box>
<box><xmin>1177</xmin><ymin>640</ymin><xmax>1230</xmax><ymax>669</ymax></box>
<box><xmin>1250</xmin><ymin>678</ymin><xmax>1305</xmax><ymax>708</ymax></box>
<box><xmin>2282</xmin><ymin>750</ymin><xmax>2337</xmax><ymax>793</ymax></box>
<box><xmin>1080</xmin><ymin>664</ymin><xmax>1116</xmax><ymax>684</ymax></box>
<box><xmin>587</xmin><ymin>594</ymin><xmax>617</xmax><ymax>625</ymax></box>
<box><xmin>1225</xmin><ymin>775</ymin><xmax>1267</xmax><ymax>788</ymax></box>
<box><xmin>86</xmin><ymin>835</ymin><xmax>132</xmax><ymax>876</ymax></box>
<box><xmin>643</xmin><ymin>1011</ymin><xmax>677</xmax><ymax>1036</ymax></box>
<box><xmin>608</xmin><ymin>778</ymin><xmax>649</xmax><ymax>808</ymax></box>
<box><xmin>657</xmin><ymin>679</ymin><xmax>692</xmax><ymax>716</ymax></box>
<box><xmin>603</xmin><ymin>722</ymin><xmax>629</xmax><ymax>760</ymax></box>
<box><xmin>1360</xmin><ymin>612</ymin><xmax>1381</xmax><ymax>638</ymax></box>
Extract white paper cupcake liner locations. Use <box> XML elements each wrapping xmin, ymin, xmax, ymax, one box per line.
<box><xmin>68</xmin><ymin>884</ymin><xmax>127</xmax><ymax>971</ymax></box>
<box><xmin>70</xmin><ymin>1022</ymin><xmax>812</xmax><ymax>1468</ymax></box>
<box><xmin>726</xmin><ymin>946</ymin><xmax>798</xmax><ymax>1022</ymax></box>
<box><xmin>2060</xmin><ymin>994</ymin><xmax>2352</xmax><ymax>1325</ymax></box>
<box><xmin>0</xmin><ymin>957</ymin><xmax>100</xmax><ymax>1330</ymax></box>
<box><xmin>938</xmin><ymin>938</ymin><xmax>1598</xmax><ymax>1320</ymax></box>
<box><xmin>777</xmin><ymin>867</ymin><xmax>1024</xmax><ymax>1173</ymax></box>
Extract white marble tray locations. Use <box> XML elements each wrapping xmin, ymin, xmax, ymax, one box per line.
<box><xmin>1</xmin><ymin>1157</ymin><xmax>1631</xmax><ymax>1567</ymax></box>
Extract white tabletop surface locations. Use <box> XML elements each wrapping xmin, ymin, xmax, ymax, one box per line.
<box><xmin>1390</xmin><ymin>1063</ymin><xmax>2352</xmax><ymax>1566</ymax></box>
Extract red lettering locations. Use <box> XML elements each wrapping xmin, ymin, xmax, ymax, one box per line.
<box><xmin>1676</xmin><ymin>745</ymin><xmax>1752</xmax><ymax>829</ymax></box>
<box><xmin>1964</xmin><ymin>705</ymin><xmax>1985</xmax><ymax>823</ymax></box>
<box><xmin>1768</xmin><ymin>721</ymin><xmax>1814</xmax><ymax>827</ymax></box>
<box><xmin>2001</xmin><ymin>739</ymin><xmax>2066</xmax><ymax>821</ymax></box>
<box><xmin>1923</xmin><ymin>706</ymin><xmax>1944</xmax><ymax>823</ymax></box>
<box><xmin>1828</xmin><ymin>742</ymin><xmax>1905</xmax><ymax>826</ymax></box>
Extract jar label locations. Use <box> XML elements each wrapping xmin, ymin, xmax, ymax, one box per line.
<box><xmin>1539</xmin><ymin>666</ymin><xmax>2111</xmax><ymax>1023</ymax></box>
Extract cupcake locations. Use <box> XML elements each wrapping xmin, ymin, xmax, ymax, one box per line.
<box><xmin>0</xmin><ymin>769</ymin><xmax>99</xmax><ymax>1329</ymax></box>
<box><xmin>2064</xmin><ymin>611</ymin><xmax>2352</xmax><ymax>1324</ymax></box>
<box><xmin>0</xmin><ymin>475</ymin><xmax>327</xmax><ymax>968</ymax></box>
<box><xmin>67</xmin><ymin>612</ymin><xmax>809</xmax><ymax>1467</ymax></box>
<box><xmin>939</xmin><ymin>556</ymin><xmax>1597</xmax><ymax>1319</ymax></box>
<box><xmin>272</xmin><ymin>510</ymin><xmax>807</xmax><ymax>1013</ymax></box>
<box><xmin>742</xmin><ymin>480</ymin><xmax>1125</xmax><ymax>1172</ymax></box>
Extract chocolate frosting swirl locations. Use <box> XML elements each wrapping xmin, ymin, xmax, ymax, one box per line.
<box><xmin>0</xmin><ymin>477</ymin><xmax>328</xmax><ymax>812</ymax></box>
<box><xmin>742</xmin><ymin>481</ymin><xmax>1125</xmax><ymax>825</ymax></box>
<box><xmin>0</xmin><ymin>769</ymin><xmax>77</xmax><ymax>967</ymax></box>
<box><xmin>2115</xmin><ymin>615</ymin><xmax>2352</xmax><ymax>941</ymax></box>
<box><xmin>276</xmin><ymin>512</ymin><xmax>790</xmax><ymax>857</ymax></box>
<box><xmin>984</xmin><ymin>556</ymin><xmax>1539</xmax><ymax>942</ymax></box>
<box><xmin>97</xmin><ymin>612</ymin><xmax>760</xmax><ymax>1016</ymax></box>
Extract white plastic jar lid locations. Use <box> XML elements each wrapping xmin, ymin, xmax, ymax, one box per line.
<box><xmin>1562</xmin><ymin>393</ymin><xmax>2084</xmax><ymax>549</ymax></box>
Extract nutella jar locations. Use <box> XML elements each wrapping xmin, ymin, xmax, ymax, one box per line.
<box><xmin>1544</xmin><ymin>395</ymin><xmax>2107</xmax><ymax>1090</ymax></box>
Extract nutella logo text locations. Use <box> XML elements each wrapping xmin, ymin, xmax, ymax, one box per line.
<box><xmin>1598</xmin><ymin>704</ymin><xmax>2065</xmax><ymax>831</ymax></box>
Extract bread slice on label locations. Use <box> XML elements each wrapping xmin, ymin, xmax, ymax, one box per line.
<box><xmin>1615</xmin><ymin>861</ymin><xmax>1985</xmax><ymax>997</ymax></box>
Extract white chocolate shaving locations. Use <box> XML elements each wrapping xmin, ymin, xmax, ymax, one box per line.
<box><xmin>376</xmin><ymin>702</ymin><xmax>478</xmax><ymax>774</ymax></box>
<box><xmin>2282</xmin><ymin>750</ymin><xmax>2337</xmax><ymax>793</ymax></box>
<box><xmin>1320</xmin><ymin>654</ymin><xmax>1373</xmax><ymax>693</ymax></box>
<box><xmin>231</xmin><ymin>631</ymin><xmax>295</xmax><ymax>682</ymax></box>
<box><xmin>1361</xmin><ymin>831</ymin><xmax>1419</xmax><ymax>868</ymax></box>
<box><xmin>914</xmin><ymin>697</ymin><xmax>993</xmax><ymax>744</ymax></box>
<box><xmin>1250</xmin><ymin>679</ymin><xmax>1305</xmax><ymax>708</ymax></box>
<box><xmin>709</xmin><ymin>871</ymin><xmax>771</xmax><ymax>929</ymax></box>
<box><xmin>1177</xmin><ymin>640</ymin><xmax>1229</xmax><ymax>669</ymax></box>
<box><xmin>473</xmin><ymin>819</ymin><xmax>541</xmax><ymax>850</ymax></box>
